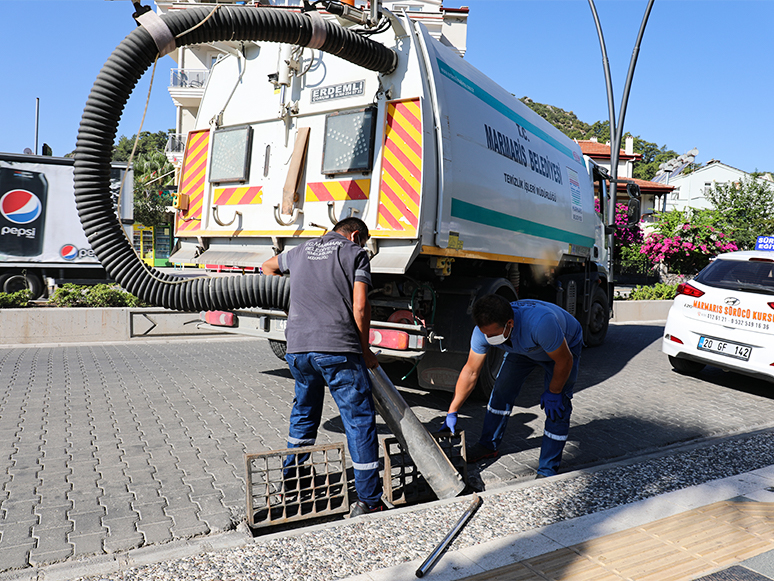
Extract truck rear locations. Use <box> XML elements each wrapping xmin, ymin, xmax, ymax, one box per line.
<box><xmin>0</xmin><ymin>153</ymin><xmax>132</xmax><ymax>298</ymax></box>
<box><xmin>160</xmin><ymin>3</ymin><xmax>629</xmax><ymax>392</ymax></box>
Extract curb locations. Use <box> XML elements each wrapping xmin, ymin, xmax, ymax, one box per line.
<box><xmin>0</xmin><ymin>307</ymin><xmax>226</xmax><ymax>345</ymax></box>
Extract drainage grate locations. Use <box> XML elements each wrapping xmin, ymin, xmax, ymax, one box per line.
<box><xmin>245</xmin><ymin>443</ymin><xmax>350</xmax><ymax>529</ymax></box>
<box><xmin>382</xmin><ymin>431</ymin><xmax>467</xmax><ymax>506</ymax></box>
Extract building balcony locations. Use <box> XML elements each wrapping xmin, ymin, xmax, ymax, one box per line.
<box><xmin>165</xmin><ymin>133</ymin><xmax>186</xmax><ymax>166</ymax></box>
<box><xmin>168</xmin><ymin>68</ymin><xmax>208</xmax><ymax>108</ymax></box>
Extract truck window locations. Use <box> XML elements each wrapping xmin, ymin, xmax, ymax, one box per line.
<box><xmin>321</xmin><ymin>107</ymin><xmax>377</xmax><ymax>175</ymax></box>
<box><xmin>209</xmin><ymin>125</ymin><xmax>253</xmax><ymax>184</ymax></box>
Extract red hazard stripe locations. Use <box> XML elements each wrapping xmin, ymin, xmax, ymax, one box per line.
<box><xmin>343</xmin><ymin>181</ymin><xmax>368</xmax><ymax>200</ymax></box>
<box><xmin>393</xmin><ymin>102</ymin><xmax>421</xmax><ymax>134</ymax></box>
<box><xmin>308</xmin><ymin>182</ymin><xmax>334</xmax><ymax>201</ymax></box>
<box><xmin>381</xmin><ymin>157</ymin><xmax>420</xmax><ymax>207</ymax></box>
<box><xmin>386</xmin><ymin>111</ymin><xmax>422</xmax><ymax>159</ymax></box>
<box><xmin>381</xmin><ymin>181</ymin><xmax>419</xmax><ymax>228</ymax></box>
<box><xmin>378</xmin><ymin>205</ymin><xmax>403</xmax><ymax>230</ymax></box>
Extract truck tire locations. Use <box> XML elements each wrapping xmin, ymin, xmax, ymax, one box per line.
<box><xmin>0</xmin><ymin>271</ymin><xmax>45</xmax><ymax>299</ymax></box>
<box><xmin>269</xmin><ymin>340</ymin><xmax>287</xmax><ymax>361</ymax></box>
<box><xmin>668</xmin><ymin>356</ymin><xmax>705</xmax><ymax>376</ymax></box>
<box><xmin>583</xmin><ymin>286</ymin><xmax>609</xmax><ymax>347</ymax></box>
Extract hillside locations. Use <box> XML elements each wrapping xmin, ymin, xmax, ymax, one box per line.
<box><xmin>520</xmin><ymin>97</ymin><xmax>677</xmax><ymax>181</ymax></box>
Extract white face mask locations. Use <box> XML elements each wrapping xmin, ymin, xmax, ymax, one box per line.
<box><xmin>485</xmin><ymin>322</ymin><xmax>512</xmax><ymax>345</ymax></box>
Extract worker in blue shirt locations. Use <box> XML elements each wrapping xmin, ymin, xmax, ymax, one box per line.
<box><xmin>441</xmin><ymin>294</ymin><xmax>583</xmax><ymax>477</ymax></box>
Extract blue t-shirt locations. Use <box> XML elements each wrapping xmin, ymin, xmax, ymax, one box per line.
<box><xmin>277</xmin><ymin>231</ymin><xmax>371</xmax><ymax>354</ymax></box>
<box><xmin>471</xmin><ymin>300</ymin><xmax>583</xmax><ymax>361</ymax></box>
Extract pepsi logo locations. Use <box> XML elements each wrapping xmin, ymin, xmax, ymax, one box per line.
<box><xmin>60</xmin><ymin>245</ymin><xmax>78</xmax><ymax>261</ymax></box>
<box><xmin>1</xmin><ymin>189</ymin><xmax>42</xmax><ymax>225</ymax></box>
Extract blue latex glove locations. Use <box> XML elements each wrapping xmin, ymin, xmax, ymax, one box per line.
<box><xmin>440</xmin><ymin>412</ymin><xmax>458</xmax><ymax>435</ymax></box>
<box><xmin>540</xmin><ymin>391</ymin><xmax>565</xmax><ymax>422</ymax></box>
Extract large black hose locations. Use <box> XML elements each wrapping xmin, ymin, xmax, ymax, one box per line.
<box><xmin>74</xmin><ymin>6</ymin><xmax>397</xmax><ymax>312</ymax></box>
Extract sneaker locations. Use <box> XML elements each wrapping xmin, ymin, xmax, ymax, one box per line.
<box><xmin>348</xmin><ymin>500</ymin><xmax>387</xmax><ymax>518</ymax></box>
<box><xmin>466</xmin><ymin>443</ymin><xmax>500</xmax><ymax>463</ymax></box>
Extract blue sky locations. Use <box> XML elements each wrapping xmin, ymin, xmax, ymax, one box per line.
<box><xmin>1</xmin><ymin>0</ymin><xmax>772</xmax><ymax>173</ymax></box>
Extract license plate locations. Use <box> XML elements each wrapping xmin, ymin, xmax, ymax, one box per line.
<box><xmin>697</xmin><ymin>336</ymin><xmax>752</xmax><ymax>361</ymax></box>
<box><xmin>275</xmin><ymin>318</ymin><xmax>287</xmax><ymax>331</ymax></box>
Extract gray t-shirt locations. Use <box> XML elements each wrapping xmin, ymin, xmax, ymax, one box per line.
<box><xmin>277</xmin><ymin>231</ymin><xmax>372</xmax><ymax>354</ymax></box>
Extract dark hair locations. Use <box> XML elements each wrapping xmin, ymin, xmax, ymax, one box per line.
<box><xmin>472</xmin><ymin>294</ymin><xmax>514</xmax><ymax>327</ymax></box>
<box><xmin>333</xmin><ymin>217</ymin><xmax>369</xmax><ymax>241</ymax></box>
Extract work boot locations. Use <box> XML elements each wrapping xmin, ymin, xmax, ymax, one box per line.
<box><xmin>348</xmin><ymin>499</ymin><xmax>388</xmax><ymax>518</ymax></box>
<box><xmin>466</xmin><ymin>443</ymin><xmax>500</xmax><ymax>463</ymax></box>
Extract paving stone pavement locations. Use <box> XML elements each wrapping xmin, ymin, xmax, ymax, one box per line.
<box><xmin>2</xmin><ymin>323</ymin><xmax>774</xmax><ymax>573</ymax></box>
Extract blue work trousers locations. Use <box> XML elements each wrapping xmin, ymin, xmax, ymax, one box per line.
<box><xmin>479</xmin><ymin>347</ymin><xmax>581</xmax><ymax>476</ymax></box>
<box><xmin>284</xmin><ymin>352</ymin><xmax>382</xmax><ymax>505</ymax></box>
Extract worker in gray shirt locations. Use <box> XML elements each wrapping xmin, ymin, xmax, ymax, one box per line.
<box><xmin>261</xmin><ymin>217</ymin><xmax>385</xmax><ymax>518</ymax></box>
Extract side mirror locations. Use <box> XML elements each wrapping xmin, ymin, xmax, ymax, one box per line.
<box><xmin>626</xmin><ymin>182</ymin><xmax>641</xmax><ymax>199</ymax></box>
<box><xmin>627</xmin><ymin>198</ymin><xmax>641</xmax><ymax>225</ymax></box>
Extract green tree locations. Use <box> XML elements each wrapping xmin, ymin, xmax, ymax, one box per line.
<box><xmin>706</xmin><ymin>176</ymin><xmax>774</xmax><ymax>250</ymax></box>
<box><xmin>631</xmin><ymin>138</ymin><xmax>678</xmax><ymax>181</ymax></box>
<box><xmin>113</xmin><ymin>131</ymin><xmax>171</xmax><ymax>162</ymax></box>
<box><xmin>132</xmin><ymin>151</ymin><xmax>176</xmax><ymax>228</ymax></box>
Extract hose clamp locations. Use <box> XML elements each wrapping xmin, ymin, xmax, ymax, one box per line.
<box><xmin>136</xmin><ymin>9</ymin><xmax>176</xmax><ymax>57</ymax></box>
<box><xmin>307</xmin><ymin>11</ymin><xmax>327</xmax><ymax>50</ymax></box>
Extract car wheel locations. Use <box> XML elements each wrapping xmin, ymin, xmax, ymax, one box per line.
<box><xmin>583</xmin><ymin>286</ymin><xmax>609</xmax><ymax>347</ymax></box>
<box><xmin>269</xmin><ymin>339</ymin><xmax>287</xmax><ymax>360</ymax></box>
<box><xmin>668</xmin><ymin>356</ymin><xmax>705</xmax><ymax>375</ymax></box>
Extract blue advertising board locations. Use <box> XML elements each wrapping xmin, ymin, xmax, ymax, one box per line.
<box><xmin>755</xmin><ymin>236</ymin><xmax>774</xmax><ymax>251</ymax></box>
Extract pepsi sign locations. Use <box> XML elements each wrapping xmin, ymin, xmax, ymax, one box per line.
<box><xmin>60</xmin><ymin>245</ymin><xmax>78</xmax><ymax>261</ymax></box>
<box><xmin>1</xmin><ymin>189</ymin><xmax>42</xmax><ymax>225</ymax></box>
<box><xmin>0</xmin><ymin>167</ymin><xmax>48</xmax><ymax>257</ymax></box>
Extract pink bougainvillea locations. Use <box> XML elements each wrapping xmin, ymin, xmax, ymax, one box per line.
<box><xmin>640</xmin><ymin>221</ymin><xmax>737</xmax><ymax>274</ymax></box>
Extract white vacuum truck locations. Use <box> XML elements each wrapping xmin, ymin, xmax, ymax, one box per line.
<box><xmin>74</xmin><ymin>2</ymin><xmax>640</xmax><ymax>396</ymax></box>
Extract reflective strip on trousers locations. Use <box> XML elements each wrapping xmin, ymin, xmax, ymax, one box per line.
<box><xmin>288</xmin><ymin>437</ymin><xmax>316</xmax><ymax>446</ymax></box>
<box><xmin>544</xmin><ymin>430</ymin><xmax>568</xmax><ymax>441</ymax></box>
<box><xmin>487</xmin><ymin>404</ymin><xmax>511</xmax><ymax>416</ymax></box>
<box><xmin>352</xmin><ymin>460</ymin><xmax>380</xmax><ymax>471</ymax></box>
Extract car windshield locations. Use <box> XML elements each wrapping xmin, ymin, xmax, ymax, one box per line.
<box><xmin>695</xmin><ymin>258</ymin><xmax>774</xmax><ymax>295</ymax></box>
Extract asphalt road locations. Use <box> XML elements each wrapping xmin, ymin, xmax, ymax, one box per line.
<box><xmin>2</xmin><ymin>322</ymin><xmax>774</xmax><ymax>572</ymax></box>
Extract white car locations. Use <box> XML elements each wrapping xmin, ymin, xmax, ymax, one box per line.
<box><xmin>662</xmin><ymin>249</ymin><xmax>774</xmax><ymax>383</ymax></box>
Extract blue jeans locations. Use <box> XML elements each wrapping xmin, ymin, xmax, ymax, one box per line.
<box><xmin>479</xmin><ymin>346</ymin><xmax>581</xmax><ymax>476</ymax></box>
<box><xmin>284</xmin><ymin>352</ymin><xmax>382</xmax><ymax>505</ymax></box>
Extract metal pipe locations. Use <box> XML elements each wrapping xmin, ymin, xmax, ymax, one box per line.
<box><xmin>613</xmin><ymin>0</ymin><xmax>656</xmax><ymax>177</ymax></box>
<box><xmin>368</xmin><ymin>366</ymin><xmax>465</xmax><ymax>501</ymax></box>
<box><xmin>415</xmin><ymin>494</ymin><xmax>482</xmax><ymax>578</ymax></box>
<box><xmin>587</xmin><ymin>0</ymin><xmax>617</xmax><ymax>251</ymax></box>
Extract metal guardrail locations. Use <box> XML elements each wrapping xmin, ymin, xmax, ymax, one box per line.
<box><xmin>169</xmin><ymin>68</ymin><xmax>209</xmax><ymax>88</ymax></box>
<box><xmin>165</xmin><ymin>133</ymin><xmax>186</xmax><ymax>154</ymax></box>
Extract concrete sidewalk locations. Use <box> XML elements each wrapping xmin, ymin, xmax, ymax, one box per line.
<box><xmin>343</xmin><ymin>467</ymin><xmax>774</xmax><ymax>581</ymax></box>
<box><xmin>6</xmin><ymin>430</ymin><xmax>774</xmax><ymax>581</ymax></box>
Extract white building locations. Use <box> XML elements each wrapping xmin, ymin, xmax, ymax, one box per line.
<box><xmin>153</xmin><ymin>0</ymin><xmax>470</xmax><ymax>167</ymax></box>
<box><xmin>665</xmin><ymin>160</ymin><xmax>773</xmax><ymax>212</ymax></box>
<box><xmin>577</xmin><ymin>137</ymin><xmax>674</xmax><ymax>217</ymax></box>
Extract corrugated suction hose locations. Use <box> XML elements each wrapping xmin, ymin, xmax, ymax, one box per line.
<box><xmin>74</xmin><ymin>6</ymin><xmax>397</xmax><ymax>312</ymax></box>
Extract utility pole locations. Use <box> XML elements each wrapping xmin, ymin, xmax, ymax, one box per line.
<box><xmin>587</xmin><ymin>0</ymin><xmax>654</xmax><ymax>270</ymax></box>
<box><xmin>35</xmin><ymin>98</ymin><xmax>40</xmax><ymax>155</ymax></box>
